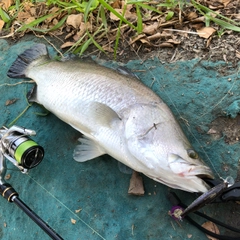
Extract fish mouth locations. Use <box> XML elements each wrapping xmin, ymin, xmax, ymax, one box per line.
<box><xmin>166</xmin><ymin>154</ymin><xmax>215</xmax><ymax>192</ymax></box>
<box><xmin>179</xmin><ymin>165</ymin><xmax>215</xmax><ymax>192</ymax></box>
<box><xmin>189</xmin><ymin>166</ymin><xmax>215</xmax><ymax>190</ymax></box>
<box><xmin>183</xmin><ymin>163</ymin><xmax>214</xmax><ymax>180</ymax></box>
<box><xmin>195</xmin><ymin>172</ymin><xmax>215</xmax><ymax>191</ymax></box>
<box><xmin>195</xmin><ymin>165</ymin><xmax>215</xmax><ymax>180</ymax></box>
<box><xmin>195</xmin><ymin>174</ymin><xmax>214</xmax><ymax>191</ymax></box>
<box><xmin>196</xmin><ymin>173</ymin><xmax>214</xmax><ymax>180</ymax></box>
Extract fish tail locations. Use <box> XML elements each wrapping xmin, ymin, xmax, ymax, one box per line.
<box><xmin>7</xmin><ymin>43</ymin><xmax>49</xmax><ymax>78</ymax></box>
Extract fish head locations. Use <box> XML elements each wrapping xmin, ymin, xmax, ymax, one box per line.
<box><xmin>123</xmin><ymin>103</ymin><xmax>214</xmax><ymax>193</ymax></box>
<box><xmin>166</xmin><ymin>150</ymin><xmax>214</xmax><ymax>192</ymax></box>
<box><xmin>149</xmin><ymin>135</ymin><xmax>214</xmax><ymax>193</ymax></box>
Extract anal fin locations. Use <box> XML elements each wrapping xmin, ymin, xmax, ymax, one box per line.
<box><xmin>73</xmin><ymin>136</ymin><xmax>106</xmax><ymax>162</ymax></box>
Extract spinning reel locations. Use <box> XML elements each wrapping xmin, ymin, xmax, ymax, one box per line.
<box><xmin>0</xmin><ymin>125</ymin><xmax>44</xmax><ymax>175</ymax></box>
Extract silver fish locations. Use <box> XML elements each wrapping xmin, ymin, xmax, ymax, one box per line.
<box><xmin>7</xmin><ymin>44</ymin><xmax>213</xmax><ymax>192</ymax></box>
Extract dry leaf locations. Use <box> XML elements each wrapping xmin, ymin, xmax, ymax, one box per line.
<box><xmin>197</xmin><ymin>27</ymin><xmax>216</xmax><ymax>39</ymax></box>
<box><xmin>130</xmin><ymin>34</ymin><xmax>145</xmax><ymax>44</ymax></box>
<box><xmin>206</xmin><ymin>36</ymin><xmax>213</xmax><ymax>47</ymax></box>
<box><xmin>207</xmin><ymin>128</ymin><xmax>217</xmax><ymax>134</ymax></box>
<box><xmin>22</xmin><ymin>1</ymin><xmax>34</xmax><ymax>12</ymax></box>
<box><xmin>25</xmin><ymin>17</ymin><xmax>35</xmax><ymax>25</ymax></box>
<box><xmin>208</xmin><ymin>4</ymin><xmax>223</xmax><ymax>10</ymax></box>
<box><xmin>5</xmin><ymin>98</ymin><xmax>18</xmax><ymax>106</ymax></box>
<box><xmin>30</xmin><ymin>7</ymin><xmax>36</xmax><ymax>17</ymax></box>
<box><xmin>102</xmin><ymin>45</ymin><xmax>114</xmax><ymax>52</ymax></box>
<box><xmin>65</xmin><ymin>31</ymin><xmax>75</xmax><ymax>40</ymax></box>
<box><xmin>235</xmin><ymin>14</ymin><xmax>240</xmax><ymax>20</ymax></box>
<box><xmin>110</xmin><ymin>9</ymin><xmax>136</xmax><ymax>21</ymax></box>
<box><xmin>4</xmin><ymin>174</ymin><xmax>11</xmax><ymax>180</ymax></box>
<box><xmin>110</xmin><ymin>9</ymin><xmax>121</xmax><ymax>21</ymax></box>
<box><xmin>218</xmin><ymin>0</ymin><xmax>231</xmax><ymax>7</ymax></box>
<box><xmin>0</xmin><ymin>0</ymin><xmax>13</xmax><ymax>10</ymax></box>
<box><xmin>139</xmin><ymin>38</ymin><xmax>152</xmax><ymax>46</ymax></box>
<box><xmin>191</xmin><ymin>23</ymin><xmax>204</xmax><ymax>30</ymax></box>
<box><xmin>111</xmin><ymin>0</ymin><xmax>122</xmax><ymax>9</ymax></box>
<box><xmin>61</xmin><ymin>42</ymin><xmax>75</xmax><ymax>49</ymax></box>
<box><xmin>158</xmin><ymin>42</ymin><xmax>174</xmax><ymax>48</ymax></box>
<box><xmin>73</xmin><ymin>22</ymin><xmax>90</xmax><ymax>41</ymax></box>
<box><xmin>0</xmin><ymin>20</ymin><xmax>4</xmax><ymax>31</ymax></box>
<box><xmin>167</xmin><ymin>39</ymin><xmax>181</xmax><ymax>45</ymax></box>
<box><xmin>191</xmin><ymin>16</ymin><xmax>205</xmax><ymax>23</ymax></box>
<box><xmin>236</xmin><ymin>50</ymin><xmax>240</xmax><ymax>59</ymax></box>
<box><xmin>66</xmin><ymin>14</ymin><xmax>83</xmax><ymax>29</ymax></box>
<box><xmin>17</xmin><ymin>11</ymin><xmax>32</xmax><ymax>22</ymax></box>
<box><xmin>71</xmin><ymin>218</ymin><xmax>76</xmax><ymax>224</ymax></box>
<box><xmin>75</xmin><ymin>208</ymin><xmax>82</xmax><ymax>213</ymax></box>
<box><xmin>147</xmin><ymin>32</ymin><xmax>163</xmax><ymax>41</ymax></box>
<box><xmin>143</xmin><ymin>22</ymin><xmax>158</xmax><ymax>35</ymax></box>
<box><xmin>128</xmin><ymin>171</ymin><xmax>145</xmax><ymax>196</ymax></box>
<box><xmin>45</xmin><ymin>7</ymin><xmax>60</xmax><ymax>23</ymax></box>
<box><xmin>202</xmin><ymin>221</ymin><xmax>220</xmax><ymax>240</ymax></box>
<box><xmin>34</xmin><ymin>3</ymin><xmax>47</xmax><ymax>18</ymax></box>
<box><xmin>187</xmin><ymin>12</ymin><xmax>198</xmax><ymax>20</ymax></box>
<box><xmin>159</xmin><ymin>31</ymin><xmax>172</xmax><ymax>37</ymax></box>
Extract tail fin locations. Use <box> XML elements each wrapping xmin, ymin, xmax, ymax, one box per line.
<box><xmin>7</xmin><ymin>43</ymin><xmax>48</xmax><ymax>78</ymax></box>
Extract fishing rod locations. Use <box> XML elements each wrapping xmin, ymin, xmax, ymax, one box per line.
<box><xmin>0</xmin><ymin>125</ymin><xmax>63</xmax><ymax>240</ymax></box>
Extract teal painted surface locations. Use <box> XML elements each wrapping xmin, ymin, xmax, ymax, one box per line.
<box><xmin>0</xmin><ymin>39</ymin><xmax>239</xmax><ymax>239</ymax></box>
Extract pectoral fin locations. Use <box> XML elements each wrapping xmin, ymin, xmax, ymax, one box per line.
<box><xmin>73</xmin><ymin>136</ymin><xmax>106</xmax><ymax>162</ymax></box>
<box><xmin>86</xmin><ymin>102</ymin><xmax>121</xmax><ymax>128</ymax></box>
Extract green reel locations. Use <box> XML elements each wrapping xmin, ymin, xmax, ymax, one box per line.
<box><xmin>0</xmin><ymin>126</ymin><xmax>44</xmax><ymax>170</ymax></box>
<box><xmin>12</xmin><ymin>136</ymin><xmax>44</xmax><ymax>169</ymax></box>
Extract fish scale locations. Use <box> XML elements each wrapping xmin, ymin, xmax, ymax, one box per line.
<box><xmin>7</xmin><ymin>44</ymin><xmax>214</xmax><ymax>193</ymax></box>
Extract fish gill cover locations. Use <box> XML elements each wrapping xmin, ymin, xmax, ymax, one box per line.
<box><xmin>0</xmin><ymin>39</ymin><xmax>239</xmax><ymax>239</ymax></box>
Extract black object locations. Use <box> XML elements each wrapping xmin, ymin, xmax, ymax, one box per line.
<box><xmin>204</xmin><ymin>179</ymin><xmax>240</xmax><ymax>203</ymax></box>
<box><xmin>0</xmin><ymin>183</ymin><xmax>63</xmax><ymax>240</ymax></box>
<box><xmin>181</xmin><ymin>181</ymin><xmax>228</xmax><ymax>218</ymax></box>
<box><xmin>167</xmin><ymin>191</ymin><xmax>240</xmax><ymax>240</ymax></box>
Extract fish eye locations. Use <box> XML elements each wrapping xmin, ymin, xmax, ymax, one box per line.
<box><xmin>187</xmin><ymin>149</ymin><xmax>198</xmax><ymax>159</ymax></box>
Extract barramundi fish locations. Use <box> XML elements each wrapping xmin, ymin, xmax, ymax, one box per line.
<box><xmin>7</xmin><ymin>44</ymin><xmax>213</xmax><ymax>192</ymax></box>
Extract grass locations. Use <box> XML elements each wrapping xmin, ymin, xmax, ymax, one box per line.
<box><xmin>0</xmin><ymin>0</ymin><xmax>240</xmax><ymax>56</ymax></box>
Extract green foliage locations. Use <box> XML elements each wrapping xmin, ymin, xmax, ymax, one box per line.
<box><xmin>0</xmin><ymin>7</ymin><xmax>10</xmax><ymax>23</ymax></box>
<box><xmin>1</xmin><ymin>0</ymin><xmax>240</xmax><ymax>57</ymax></box>
<box><xmin>46</xmin><ymin>0</ymin><xmax>99</xmax><ymax>13</ymax></box>
<box><xmin>191</xmin><ymin>0</ymin><xmax>240</xmax><ymax>32</ymax></box>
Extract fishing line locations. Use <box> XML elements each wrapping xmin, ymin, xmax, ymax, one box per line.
<box><xmin>27</xmin><ymin>174</ymin><xmax>107</xmax><ymax>240</ymax></box>
<box><xmin>197</xmin><ymin>74</ymin><xmax>237</xmax><ymax>119</ymax></box>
